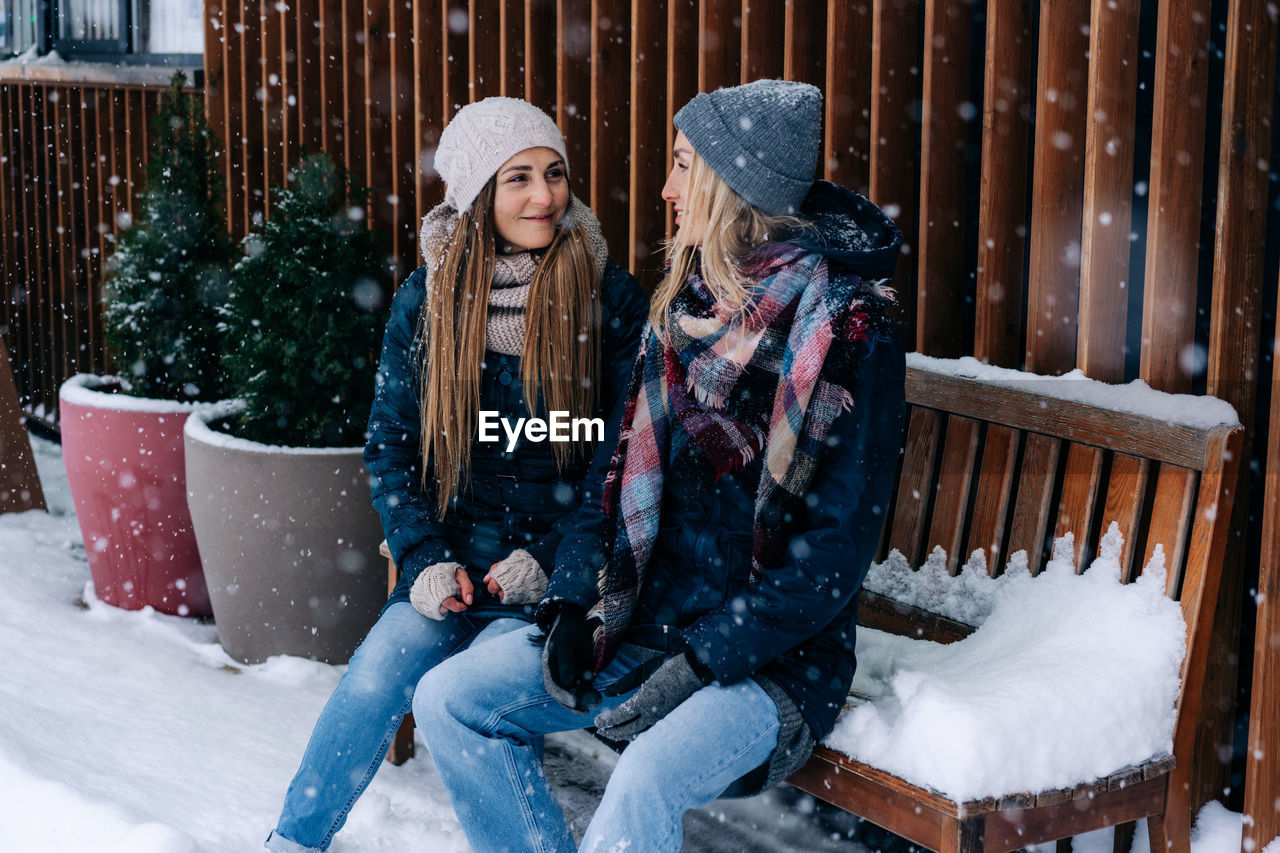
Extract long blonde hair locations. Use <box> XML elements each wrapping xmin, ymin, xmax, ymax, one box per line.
<box><xmin>649</xmin><ymin>152</ymin><xmax>810</xmax><ymax>337</ymax></box>
<box><xmin>420</xmin><ymin>179</ymin><xmax>602</xmax><ymax>516</ymax></box>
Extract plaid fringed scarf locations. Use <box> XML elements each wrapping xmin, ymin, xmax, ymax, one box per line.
<box><xmin>588</xmin><ymin>240</ymin><xmax>887</xmax><ymax>668</ymax></box>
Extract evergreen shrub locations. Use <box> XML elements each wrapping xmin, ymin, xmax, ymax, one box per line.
<box><xmin>220</xmin><ymin>152</ymin><xmax>391</xmax><ymax>448</ymax></box>
<box><xmin>103</xmin><ymin>71</ymin><xmax>232</xmax><ymax>402</ymax></box>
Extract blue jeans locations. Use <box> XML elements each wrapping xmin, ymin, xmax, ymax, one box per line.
<box><xmin>266</xmin><ymin>602</ymin><xmax>530</xmax><ymax>853</ymax></box>
<box><xmin>415</xmin><ymin>623</ymin><xmax>781</xmax><ymax>853</ymax></box>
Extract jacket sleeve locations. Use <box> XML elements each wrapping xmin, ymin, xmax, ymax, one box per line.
<box><xmin>364</xmin><ymin>268</ymin><xmax>457</xmax><ymax>589</ymax></box>
<box><xmin>521</xmin><ymin>262</ymin><xmax>648</xmax><ymax>574</ymax></box>
<box><xmin>539</xmin><ymin>265</ymin><xmax>649</xmax><ymax>618</ymax></box>
<box><xmin>681</xmin><ymin>327</ymin><xmax>906</xmax><ymax>685</ymax></box>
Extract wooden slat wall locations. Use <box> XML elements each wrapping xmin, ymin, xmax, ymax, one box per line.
<box><xmin>0</xmin><ymin>79</ymin><xmax>170</xmax><ymax>429</ymax></box>
<box><xmin>3</xmin><ymin>0</ymin><xmax>1280</xmax><ymax>825</ymax></box>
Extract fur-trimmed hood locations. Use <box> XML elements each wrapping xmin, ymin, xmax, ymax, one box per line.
<box><xmin>418</xmin><ymin>194</ymin><xmax>610</xmax><ymax>283</ymax></box>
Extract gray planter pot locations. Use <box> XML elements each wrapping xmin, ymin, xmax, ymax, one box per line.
<box><xmin>184</xmin><ymin>404</ymin><xmax>385</xmax><ymax>664</ymax></box>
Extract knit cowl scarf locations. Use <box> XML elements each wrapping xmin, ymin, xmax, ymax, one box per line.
<box><xmin>588</xmin><ymin>240</ymin><xmax>887</xmax><ymax>668</ymax></box>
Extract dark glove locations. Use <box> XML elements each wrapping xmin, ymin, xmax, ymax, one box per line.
<box><xmin>541</xmin><ymin>605</ymin><xmax>602</xmax><ymax>712</ymax></box>
<box><xmin>593</xmin><ymin>647</ymin><xmax>713</xmax><ymax>742</ymax></box>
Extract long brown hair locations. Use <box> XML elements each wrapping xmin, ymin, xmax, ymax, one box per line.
<box><xmin>650</xmin><ymin>151</ymin><xmax>809</xmax><ymax>337</ymax></box>
<box><xmin>420</xmin><ymin>179</ymin><xmax>602</xmax><ymax>516</ymax></box>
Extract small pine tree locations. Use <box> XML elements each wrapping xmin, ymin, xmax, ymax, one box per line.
<box><xmin>103</xmin><ymin>70</ymin><xmax>233</xmax><ymax>402</ymax></box>
<box><xmin>221</xmin><ymin>152</ymin><xmax>391</xmax><ymax>448</ymax></box>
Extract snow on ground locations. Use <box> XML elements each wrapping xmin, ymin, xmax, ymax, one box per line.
<box><xmin>0</xmin><ymin>435</ymin><xmax>1249</xmax><ymax>852</ymax></box>
<box><xmin>0</xmin><ymin>437</ymin><xmax>860</xmax><ymax>853</ymax></box>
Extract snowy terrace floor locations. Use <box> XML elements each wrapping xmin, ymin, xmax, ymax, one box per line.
<box><xmin>0</xmin><ymin>435</ymin><xmax>1249</xmax><ymax>853</ymax></box>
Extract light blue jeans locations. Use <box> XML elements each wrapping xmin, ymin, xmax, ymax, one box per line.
<box><xmin>415</xmin><ymin>622</ymin><xmax>781</xmax><ymax>853</ymax></box>
<box><xmin>265</xmin><ymin>602</ymin><xmax>531</xmax><ymax>853</ymax></box>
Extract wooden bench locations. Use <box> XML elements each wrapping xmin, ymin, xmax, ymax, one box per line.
<box><xmin>786</xmin><ymin>363</ymin><xmax>1241</xmax><ymax>853</ymax></box>
<box><xmin>381</xmin><ymin>362</ymin><xmax>1241</xmax><ymax>853</ymax></box>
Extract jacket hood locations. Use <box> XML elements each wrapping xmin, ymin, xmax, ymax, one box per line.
<box><xmin>418</xmin><ymin>193</ymin><xmax>609</xmax><ymax>282</ymax></box>
<box><xmin>794</xmin><ymin>180</ymin><xmax>902</xmax><ymax>284</ymax></box>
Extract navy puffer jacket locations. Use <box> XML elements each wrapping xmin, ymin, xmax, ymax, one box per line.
<box><xmin>366</xmin><ymin>260</ymin><xmax>647</xmax><ymax>616</ymax></box>
<box><xmin>547</xmin><ymin>181</ymin><xmax>906</xmax><ymax>741</ymax></box>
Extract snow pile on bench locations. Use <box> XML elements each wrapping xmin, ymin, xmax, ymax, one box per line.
<box><xmin>826</xmin><ymin>526</ymin><xmax>1185</xmax><ymax>802</ymax></box>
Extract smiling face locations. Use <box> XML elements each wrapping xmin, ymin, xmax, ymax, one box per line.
<box><xmin>491</xmin><ymin>147</ymin><xmax>570</xmax><ymax>252</ymax></box>
<box><xmin>661</xmin><ymin>130</ymin><xmax>704</xmax><ymax>246</ymax></box>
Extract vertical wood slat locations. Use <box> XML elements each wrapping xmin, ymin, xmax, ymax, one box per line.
<box><xmin>888</xmin><ymin>407</ymin><xmax>942</xmax><ymax>568</ymax></box>
<box><xmin>782</xmin><ymin>0</ymin><xmax>826</xmax><ymax>88</ymax></box>
<box><xmin>262</xmin><ymin>0</ymin><xmax>285</xmax><ymax>213</ymax></box>
<box><xmin>39</xmin><ymin>87</ymin><xmax>59</xmax><ymax>411</ymax></box>
<box><xmin>699</xmin><ymin>0</ymin><xmax>740</xmax><ymax>91</ymax></box>
<box><xmin>974</xmin><ymin>0</ymin><xmax>1033</xmax><ymax>368</ymax></box>
<box><xmin>343</xmin><ymin>0</ymin><xmax>371</xmax><ymax>197</ymax></box>
<box><xmin>224</xmin><ymin>0</ymin><xmax>248</xmax><ymax>235</ymax></box>
<box><xmin>0</xmin><ymin>86</ymin><xmax>14</xmax><ymax>362</ymax></box>
<box><xmin>241</xmin><ymin>0</ymin><xmax>265</xmax><ymax>223</ymax></box>
<box><xmin>365</xmin><ymin>0</ymin><xmax>395</xmax><ymax>242</ymax></box>
<box><xmin>1007</xmin><ymin>432</ymin><xmax>1062</xmax><ymax>574</ymax></box>
<box><xmin>666</xmin><ymin>0</ymin><xmax>699</xmax><ymax>237</ymax></box>
<box><xmin>319</xmin><ymin>0</ymin><xmax>346</xmax><ymax>161</ymax></box>
<box><xmin>1144</xmin><ymin>464</ymin><xmax>1197</xmax><ymax>596</ymax></box>
<box><xmin>915</xmin><ymin>0</ymin><xmax>973</xmax><ymax>358</ymax></box>
<box><xmin>413</xmin><ymin>0</ymin><xmax>445</xmax><ymax>228</ymax></box>
<box><xmin>1025</xmin><ymin>0</ymin><xmax>1090</xmax><ymax>375</ymax></box>
<box><xmin>1100</xmin><ymin>454</ymin><xmax>1150</xmax><ymax>581</ymax></box>
<box><xmin>388</xmin><ymin>0</ymin><xmax>416</xmax><ymax>272</ymax></box>
<box><xmin>1139</xmin><ymin>0</ymin><xmax>1213</xmax><ymax>393</ymax></box>
<box><xmin>1077</xmin><ymin>0</ymin><xmax>1141</xmax><ymax>383</ymax></box>
<box><xmin>1052</xmin><ymin>443</ymin><xmax>1103</xmax><ymax>571</ymax></box>
<box><xmin>869</xmin><ymin>0</ymin><xmax>921</xmax><ymax>348</ymax></box>
<box><xmin>524</xmin><ymin>0</ymin><xmax>558</xmax><ymax>114</ymax></box>
<box><xmin>470</xmin><ymin>0</ymin><xmax>503</xmax><ymax>101</ymax></box>
<box><xmin>76</xmin><ymin>89</ymin><xmax>98</xmax><ymax>374</ymax></box>
<box><xmin>965</xmin><ymin>424</ymin><xmax>1020</xmax><ymax>575</ymax></box>
<box><xmin>1246</xmin><ymin>282</ymin><xmax>1280</xmax><ymax>851</ymax></box>
<box><xmin>557</xmin><ymin>0</ymin><xmax>592</xmax><ymax>202</ymax></box>
<box><xmin>926</xmin><ymin>416</ymin><xmax>981</xmax><ymax>575</ymax></box>
<box><xmin>1200</xmin><ymin>0</ymin><xmax>1280</xmax><ymax>818</ymax></box>
<box><xmin>22</xmin><ymin>86</ymin><xmax>43</xmax><ymax>403</ymax></box>
<box><xmin>499</xmin><ymin>0</ymin><xmax>526</xmax><ymax>98</ymax></box>
<box><xmin>824</xmin><ymin>1</ymin><xmax>872</xmax><ymax>194</ymax></box>
<box><xmin>629</xmin><ymin>0</ymin><xmax>669</xmax><ymax>284</ymax></box>
<box><xmin>591</xmin><ymin>1</ymin><xmax>631</xmax><ymax>255</ymax></box>
<box><xmin>741</xmin><ymin>0</ymin><xmax>784</xmax><ymax>83</ymax></box>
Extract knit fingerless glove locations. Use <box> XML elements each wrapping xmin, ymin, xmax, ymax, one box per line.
<box><xmin>487</xmin><ymin>548</ymin><xmax>547</xmax><ymax>605</ymax></box>
<box><xmin>409</xmin><ymin>561</ymin><xmax>464</xmax><ymax>620</ymax></box>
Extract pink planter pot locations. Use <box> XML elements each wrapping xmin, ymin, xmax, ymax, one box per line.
<box><xmin>59</xmin><ymin>375</ymin><xmax>215</xmax><ymax>616</ymax></box>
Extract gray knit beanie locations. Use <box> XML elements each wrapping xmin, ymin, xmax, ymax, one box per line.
<box><xmin>673</xmin><ymin>79</ymin><xmax>822</xmax><ymax>216</ymax></box>
<box><xmin>434</xmin><ymin>97</ymin><xmax>568</xmax><ymax>213</ymax></box>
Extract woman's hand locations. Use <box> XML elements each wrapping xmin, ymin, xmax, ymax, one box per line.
<box><xmin>484</xmin><ymin>549</ymin><xmax>547</xmax><ymax>604</ymax></box>
<box><xmin>409</xmin><ymin>562</ymin><xmax>472</xmax><ymax>619</ymax></box>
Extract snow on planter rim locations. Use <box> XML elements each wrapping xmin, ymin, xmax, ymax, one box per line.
<box><xmin>58</xmin><ymin>373</ymin><xmax>224</xmax><ymax>414</ymax></box>
<box><xmin>825</xmin><ymin>526</ymin><xmax>1186</xmax><ymax>803</ymax></box>
<box><xmin>908</xmin><ymin>353</ymin><xmax>1240</xmax><ymax>429</ymax></box>
<box><xmin>184</xmin><ymin>400</ymin><xmax>365</xmax><ymax>455</ymax></box>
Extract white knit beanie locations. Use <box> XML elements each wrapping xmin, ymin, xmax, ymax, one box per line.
<box><xmin>434</xmin><ymin>97</ymin><xmax>569</xmax><ymax>213</ymax></box>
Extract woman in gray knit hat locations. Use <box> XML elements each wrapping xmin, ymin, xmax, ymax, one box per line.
<box><xmin>265</xmin><ymin>97</ymin><xmax>647</xmax><ymax>853</ymax></box>
<box><xmin>415</xmin><ymin>78</ymin><xmax>907</xmax><ymax>852</ymax></box>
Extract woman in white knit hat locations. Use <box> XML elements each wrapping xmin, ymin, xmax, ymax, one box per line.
<box><xmin>265</xmin><ymin>97</ymin><xmax>647</xmax><ymax>853</ymax></box>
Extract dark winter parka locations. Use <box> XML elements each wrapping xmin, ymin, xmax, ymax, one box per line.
<box><xmin>545</xmin><ymin>181</ymin><xmax>907</xmax><ymax>750</ymax></box>
<box><xmin>365</xmin><ymin>256</ymin><xmax>647</xmax><ymax>615</ymax></box>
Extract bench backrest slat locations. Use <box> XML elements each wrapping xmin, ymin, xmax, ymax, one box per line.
<box><xmin>925</xmin><ymin>415</ymin><xmax>981</xmax><ymax>575</ymax></box>
<box><xmin>889</xmin><ymin>407</ymin><xmax>942</xmax><ymax>567</ymax></box>
<box><xmin>1004</xmin><ymin>432</ymin><xmax>1061</xmax><ymax>571</ymax></box>
<box><xmin>1103</xmin><ymin>454</ymin><xmax>1151</xmax><ymax>581</ymax></box>
<box><xmin>1052</xmin><ymin>443</ymin><xmax>1104</xmax><ymax>572</ymax></box>
<box><xmin>966</xmin><ymin>424</ymin><xmax>1020</xmax><ymax>575</ymax></box>
<box><xmin>1148</xmin><ymin>465</ymin><xmax>1198</xmax><ymax>597</ymax></box>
